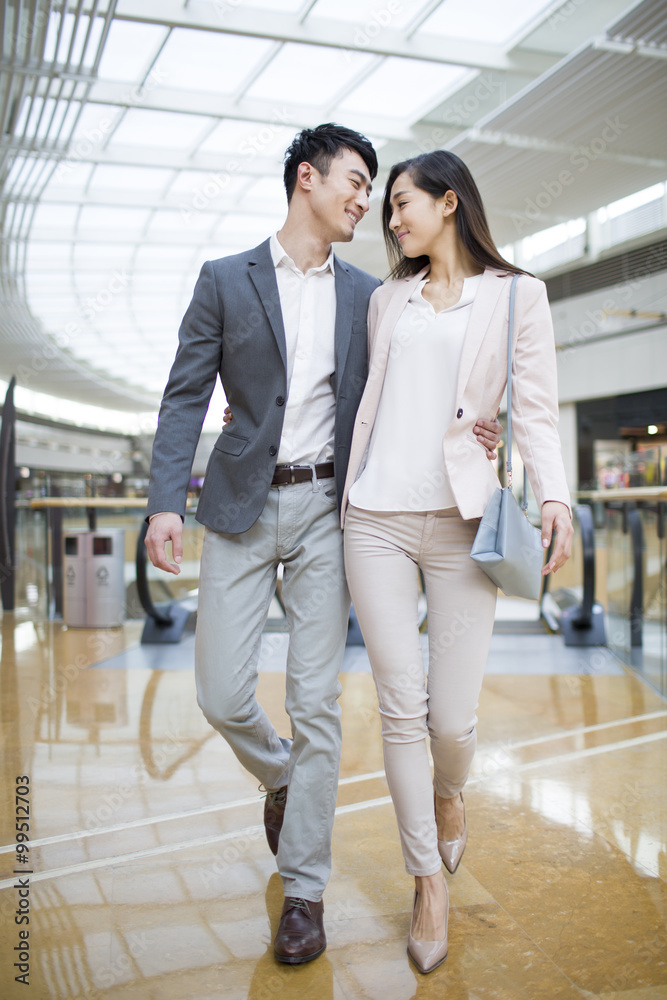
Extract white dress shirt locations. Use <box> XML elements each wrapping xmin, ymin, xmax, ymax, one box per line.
<box><xmin>270</xmin><ymin>233</ymin><xmax>337</xmax><ymax>466</ymax></box>
<box><xmin>349</xmin><ymin>273</ymin><xmax>482</xmax><ymax>511</ymax></box>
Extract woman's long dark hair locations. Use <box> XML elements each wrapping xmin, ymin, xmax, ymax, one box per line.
<box><xmin>382</xmin><ymin>150</ymin><xmax>528</xmax><ymax>280</ymax></box>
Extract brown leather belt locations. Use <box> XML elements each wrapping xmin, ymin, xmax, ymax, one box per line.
<box><xmin>271</xmin><ymin>462</ymin><xmax>335</xmax><ymax>486</ymax></box>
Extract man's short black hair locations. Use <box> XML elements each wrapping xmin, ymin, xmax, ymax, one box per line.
<box><xmin>283</xmin><ymin>123</ymin><xmax>378</xmax><ymax>202</ymax></box>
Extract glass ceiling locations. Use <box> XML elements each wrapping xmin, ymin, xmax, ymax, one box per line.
<box><xmin>2</xmin><ymin>0</ymin><xmax>663</xmax><ymax>430</ymax></box>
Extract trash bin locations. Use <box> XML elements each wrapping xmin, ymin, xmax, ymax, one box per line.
<box><xmin>63</xmin><ymin>533</ymin><xmax>87</xmax><ymax>628</ymax></box>
<box><xmin>63</xmin><ymin>529</ymin><xmax>125</xmax><ymax>628</ymax></box>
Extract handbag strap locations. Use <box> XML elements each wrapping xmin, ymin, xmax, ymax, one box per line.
<box><xmin>505</xmin><ymin>273</ymin><xmax>528</xmax><ymax>511</ymax></box>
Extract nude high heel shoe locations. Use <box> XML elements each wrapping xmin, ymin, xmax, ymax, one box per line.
<box><xmin>437</xmin><ymin>792</ymin><xmax>467</xmax><ymax>874</ymax></box>
<box><xmin>407</xmin><ymin>879</ymin><xmax>449</xmax><ymax>974</ymax></box>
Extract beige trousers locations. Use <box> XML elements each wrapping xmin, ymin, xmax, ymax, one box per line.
<box><xmin>344</xmin><ymin>506</ymin><xmax>497</xmax><ymax>876</ymax></box>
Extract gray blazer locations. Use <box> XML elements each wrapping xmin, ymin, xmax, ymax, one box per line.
<box><xmin>147</xmin><ymin>237</ymin><xmax>381</xmax><ymax>534</ymax></box>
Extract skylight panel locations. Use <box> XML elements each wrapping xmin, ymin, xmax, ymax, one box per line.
<box><xmin>46</xmin><ymin>163</ymin><xmax>94</xmax><ymax>191</ymax></box>
<box><xmin>215</xmin><ymin>212</ymin><xmax>285</xmax><ymax>236</ymax></box>
<box><xmin>339</xmin><ymin>58</ymin><xmax>471</xmax><ymax>119</ymax></box>
<box><xmin>308</xmin><ymin>0</ymin><xmax>414</xmax><ymax>30</ymax></box>
<box><xmin>30</xmin><ymin>204</ymin><xmax>80</xmax><ymax>233</ymax></box>
<box><xmin>87</xmin><ymin>165</ymin><xmax>175</xmax><ymax>194</ymax></box>
<box><xmin>96</xmin><ymin>20</ymin><xmax>169</xmax><ymax>82</ymax></box>
<box><xmin>246</xmin><ymin>43</ymin><xmax>375</xmax><ymax>106</ymax></box>
<box><xmin>44</xmin><ymin>12</ymin><xmax>104</xmax><ymax>68</ymax></box>
<box><xmin>150</xmin><ymin>28</ymin><xmax>275</xmax><ymax>95</ymax></box>
<box><xmin>167</xmin><ymin>170</ymin><xmax>250</xmax><ymax>197</ymax></box>
<box><xmin>108</xmin><ymin>109</ymin><xmax>213</xmax><ymax>150</ymax></box>
<box><xmin>25</xmin><ymin>243</ymin><xmax>72</xmax><ymax>268</ymax></box>
<box><xmin>223</xmin><ymin>0</ymin><xmax>305</xmax><ymax>10</ymax></box>
<box><xmin>77</xmin><ymin>206</ymin><xmax>151</xmax><ymax>233</ymax></box>
<box><xmin>416</xmin><ymin>0</ymin><xmax>554</xmax><ymax>46</ymax></box>
<box><xmin>71</xmin><ymin>243</ymin><xmax>136</xmax><ymax>268</ymax></box>
<box><xmin>134</xmin><ymin>245</ymin><xmax>197</xmax><ymax>269</ymax></box>
<box><xmin>599</xmin><ymin>183</ymin><xmax>665</xmax><ymax>221</ymax></box>
<box><xmin>199</xmin><ymin>119</ymin><xmax>296</xmax><ymax>159</ymax></box>
<box><xmin>240</xmin><ymin>176</ymin><xmax>287</xmax><ymax>206</ymax></box>
<box><xmin>146</xmin><ymin>209</ymin><xmax>218</xmax><ymax>237</ymax></box>
<box><xmin>522</xmin><ymin>218</ymin><xmax>585</xmax><ymax>260</ymax></box>
<box><xmin>69</xmin><ymin>102</ymin><xmax>122</xmax><ymax>142</ymax></box>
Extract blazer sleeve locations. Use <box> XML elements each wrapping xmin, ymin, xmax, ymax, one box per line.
<box><xmin>146</xmin><ymin>260</ymin><xmax>224</xmax><ymax>519</ymax></box>
<box><xmin>510</xmin><ymin>277</ymin><xmax>571</xmax><ymax>514</ymax></box>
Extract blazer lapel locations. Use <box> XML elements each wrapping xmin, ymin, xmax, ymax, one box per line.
<box><xmin>369</xmin><ymin>268</ymin><xmax>428</xmax><ymax>380</ymax></box>
<box><xmin>333</xmin><ymin>258</ymin><xmax>354</xmax><ymax>380</ymax></box>
<box><xmin>247</xmin><ymin>238</ymin><xmax>287</xmax><ymax>369</ymax></box>
<box><xmin>456</xmin><ymin>268</ymin><xmax>507</xmax><ymax>396</ymax></box>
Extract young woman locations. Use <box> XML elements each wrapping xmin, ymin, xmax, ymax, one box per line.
<box><xmin>342</xmin><ymin>150</ymin><xmax>573</xmax><ymax>974</ymax></box>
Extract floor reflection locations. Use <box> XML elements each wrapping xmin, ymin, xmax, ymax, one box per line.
<box><xmin>0</xmin><ymin>609</ymin><xmax>665</xmax><ymax>999</ymax></box>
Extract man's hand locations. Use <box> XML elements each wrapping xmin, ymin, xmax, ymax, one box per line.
<box><xmin>474</xmin><ymin>409</ymin><xmax>503</xmax><ymax>460</ymax></box>
<box><xmin>145</xmin><ymin>512</ymin><xmax>183</xmax><ymax>575</ymax></box>
<box><xmin>540</xmin><ymin>501</ymin><xmax>573</xmax><ymax>576</ymax></box>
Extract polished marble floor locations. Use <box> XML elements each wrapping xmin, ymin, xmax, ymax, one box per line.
<box><xmin>0</xmin><ymin>606</ymin><xmax>665</xmax><ymax>1000</ymax></box>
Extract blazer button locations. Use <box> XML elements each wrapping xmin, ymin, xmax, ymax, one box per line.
<box><xmin>269</xmin><ymin>445</ymin><xmax>277</xmax><ymax>456</ymax></box>
<box><xmin>276</xmin><ymin>396</ymin><xmax>285</xmax><ymax>406</ymax></box>
<box><xmin>457</xmin><ymin>408</ymin><xmax>463</xmax><ymax>419</ymax></box>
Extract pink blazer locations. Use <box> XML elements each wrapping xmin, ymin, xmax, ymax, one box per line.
<box><xmin>341</xmin><ymin>266</ymin><xmax>571</xmax><ymax>526</ymax></box>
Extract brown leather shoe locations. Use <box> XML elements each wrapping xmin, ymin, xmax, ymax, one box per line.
<box><xmin>263</xmin><ymin>785</ymin><xmax>287</xmax><ymax>856</ymax></box>
<box><xmin>274</xmin><ymin>897</ymin><xmax>326</xmax><ymax>964</ymax></box>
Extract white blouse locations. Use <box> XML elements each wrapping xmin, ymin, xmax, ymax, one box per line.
<box><xmin>348</xmin><ymin>272</ymin><xmax>483</xmax><ymax>512</ymax></box>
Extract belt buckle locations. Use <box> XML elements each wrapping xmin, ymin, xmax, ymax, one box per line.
<box><xmin>289</xmin><ymin>464</ymin><xmax>297</xmax><ymax>485</ymax></box>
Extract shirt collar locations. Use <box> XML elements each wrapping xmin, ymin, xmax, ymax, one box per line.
<box><xmin>270</xmin><ymin>232</ymin><xmax>335</xmax><ymax>276</ymax></box>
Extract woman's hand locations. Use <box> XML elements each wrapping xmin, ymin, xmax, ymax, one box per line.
<box><xmin>474</xmin><ymin>409</ymin><xmax>503</xmax><ymax>460</ymax></box>
<box><xmin>540</xmin><ymin>501</ymin><xmax>573</xmax><ymax>575</ymax></box>
<box><xmin>223</xmin><ymin>406</ymin><xmax>232</xmax><ymax>425</ymax></box>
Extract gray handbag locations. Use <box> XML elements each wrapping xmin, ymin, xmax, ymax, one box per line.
<box><xmin>470</xmin><ymin>274</ymin><xmax>545</xmax><ymax>600</ymax></box>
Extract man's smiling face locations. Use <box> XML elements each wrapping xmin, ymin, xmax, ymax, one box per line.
<box><xmin>308</xmin><ymin>148</ymin><xmax>372</xmax><ymax>244</ymax></box>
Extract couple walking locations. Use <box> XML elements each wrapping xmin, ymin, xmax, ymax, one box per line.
<box><xmin>146</xmin><ymin>123</ymin><xmax>572</xmax><ymax>974</ymax></box>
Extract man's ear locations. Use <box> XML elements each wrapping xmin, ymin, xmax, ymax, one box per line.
<box><xmin>296</xmin><ymin>161</ymin><xmax>315</xmax><ymax>193</ymax></box>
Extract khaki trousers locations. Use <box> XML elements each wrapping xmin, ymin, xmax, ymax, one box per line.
<box><xmin>195</xmin><ymin>478</ymin><xmax>349</xmax><ymax>900</ymax></box>
<box><xmin>344</xmin><ymin>506</ymin><xmax>497</xmax><ymax>876</ymax></box>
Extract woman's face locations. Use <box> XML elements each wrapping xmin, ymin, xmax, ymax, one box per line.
<box><xmin>388</xmin><ymin>171</ymin><xmax>454</xmax><ymax>258</ymax></box>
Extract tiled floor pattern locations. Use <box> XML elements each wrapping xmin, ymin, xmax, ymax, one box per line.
<box><xmin>0</xmin><ymin>610</ymin><xmax>665</xmax><ymax>999</ymax></box>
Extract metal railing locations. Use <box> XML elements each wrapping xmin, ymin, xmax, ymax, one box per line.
<box><xmin>573</xmin><ymin>488</ymin><xmax>666</xmax><ymax>696</ymax></box>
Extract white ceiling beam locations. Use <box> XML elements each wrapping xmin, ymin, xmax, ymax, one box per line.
<box><xmin>113</xmin><ymin>0</ymin><xmax>557</xmax><ymax>75</ymax></box>
<box><xmin>463</xmin><ymin>128</ymin><xmax>667</xmax><ymax>170</ymax></box>
<box><xmin>66</xmin><ymin>79</ymin><xmax>449</xmax><ymax>145</ymax></box>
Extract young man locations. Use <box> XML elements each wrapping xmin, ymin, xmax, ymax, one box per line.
<box><xmin>146</xmin><ymin>124</ymin><xmax>500</xmax><ymax>965</ymax></box>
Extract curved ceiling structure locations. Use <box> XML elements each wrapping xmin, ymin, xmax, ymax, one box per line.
<box><xmin>0</xmin><ymin>0</ymin><xmax>665</xmax><ymax>414</ymax></box>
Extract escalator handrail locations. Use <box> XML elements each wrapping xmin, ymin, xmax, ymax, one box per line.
<box><xmin>135</xmin><ymin>519</ymin><xmax>173</xmax><ymax>626</ymax></box>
